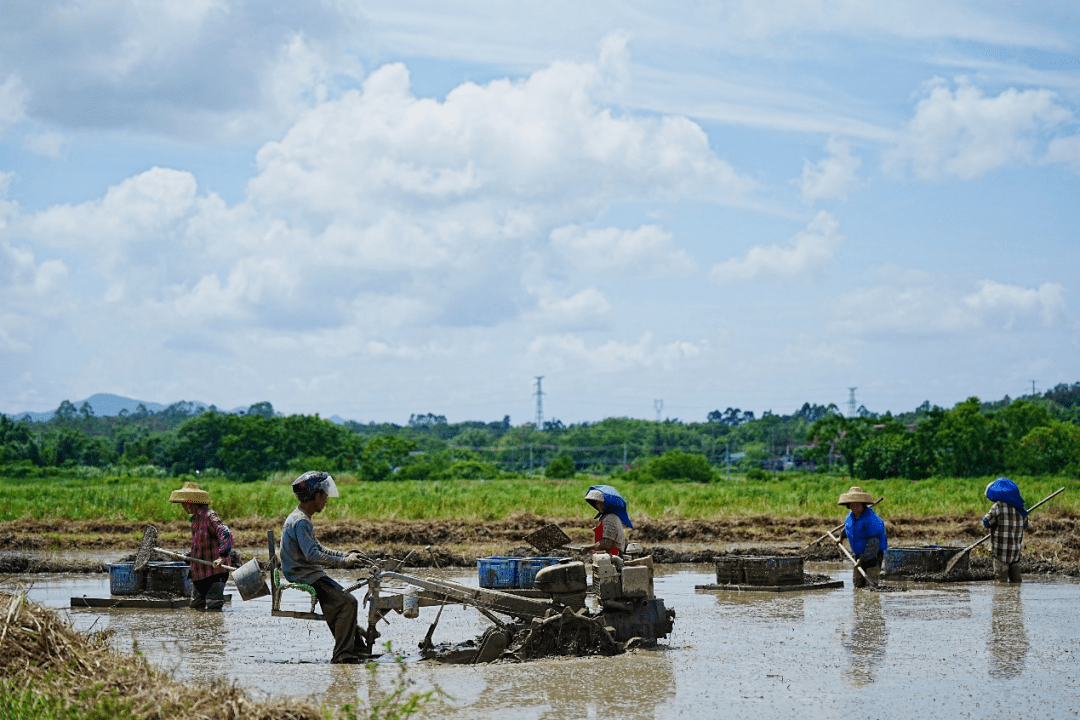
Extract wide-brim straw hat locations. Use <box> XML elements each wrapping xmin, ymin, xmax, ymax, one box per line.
<box><xmin>837</xmin><ymin>486</ymin><xmax>873</xmax><ymax>506</ymax></box>
<box><xmin>169</xmin><ymin>481</ymin><xmax>210</xmax><ymax>504</ymax></box>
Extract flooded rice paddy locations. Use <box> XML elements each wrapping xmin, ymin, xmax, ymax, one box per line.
<box><xmin>10</xmin><ymin>559</ymin><xmax>1080</xmax><ymax>719</ymax></box>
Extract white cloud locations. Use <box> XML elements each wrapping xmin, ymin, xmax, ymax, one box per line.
<box><xmin>799</xmin><ymin>137</ymin><xmax>860</xmax><ymax>202</ymax></box>
<box><xmin>885</xmin><ymin>78</ymin><xmax>1074</xmax><ymax>179</ymax></box>
<box><xmin>0</xmin><ymin>1</ymin><xmax>366</xmax><ymax>141</ymax></box>
<box><xmin>0</xmin><ymin>75</ymin><xmax>28</xmax><ymax>134</ymax></box>
<box><xmin>534</xmin><ymin>287</ymin><xmax>612</xmax><ymax>329</ymax></box>
<box><xmin>828</xmin><ymin>276</ymin><xmax>1067</xmax><ymax>336</ymax></box>
<box><xmin>1045</xmin><ymin>133</ymin><xmax>1080</xmax><ymax>173</ymax></box>
<box><xmin>709</xmin><ymin>211</ymin><xmax>843</xmax><ymax>284</ymax></box>
<box><xmin>528</xmin><ymin>332</ymin><xmax>703</xmax><ymax>373</ymax></box>
<box><xmin>23</xmin><ymin>131</ymin><xmax>66</xmax><ymax>158</ymax></box>
<box><xmin>550</xmin><ymin>224</ymin><xmax>696</xmax><ymax>276</ymax></box>
<box><xmin>962</xmin><ymin>280</ymin><xmax>1066</xmax><ymax>328</ymax></box>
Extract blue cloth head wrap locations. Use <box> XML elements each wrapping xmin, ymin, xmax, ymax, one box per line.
<box><xmin>985</xmin><ymin>477</ymin><xmax>1028</xmax><ymax>518</ymax></box>
<box><xmin>587</xmin><ymin>484</ymin><xmax>633</xmax><ymax>529</ymax></box>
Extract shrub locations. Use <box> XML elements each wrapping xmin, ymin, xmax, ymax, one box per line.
<box><xmin>545</xmin><ymin>455</ymin><xmax>576</xmax><ymax>479</ymax></box>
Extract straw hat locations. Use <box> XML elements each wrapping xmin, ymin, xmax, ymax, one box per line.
<box><xmin>837</xmin><ymin>486</ymin><xmax>873</xmax><ymax>506</ymax></box>
<box><xmin>169</xmin><ymin>481</ymin><xmax>210</xmax><ymax>504</ymax></box>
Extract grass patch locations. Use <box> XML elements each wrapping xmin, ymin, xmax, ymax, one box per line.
<box><xmin>1</xmin><ymin>472</ymin><xmax>1076</xmax><ymax>524</ymax></box>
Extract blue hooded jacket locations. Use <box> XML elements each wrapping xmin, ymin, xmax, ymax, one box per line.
<box><xmin>588</xmin><ymin>484</ymin><xmax>633</xmax><ymax>529</ymax></box>
<box><xmin>985</xmin><ymin>477</ymin><xmax>1028</xmax><ymax>518</ymax></box>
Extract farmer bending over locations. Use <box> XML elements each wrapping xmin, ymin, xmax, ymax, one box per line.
<box><xmin>280</xmin><ymin>471</ymin><xmax>368</xmax><ymax>663</ymax></box>
<box><xmin>837</xmin><ymin>486</ymin><xmax>887</xmax><ymax>588</ymax></box>
<box><xmin>169</xmin><ymin>481</ymin><xmax>233</xmax><ymax>611</ymax></box>
<box><xmin>584</xmin><ymin>485</ymin><xmax>632</xmax><ymax>559</ymax></box>
<box><xmin>983</xmin><ymin>477</ymin><xmax>1028</xmax><ymax>584</ymax></box>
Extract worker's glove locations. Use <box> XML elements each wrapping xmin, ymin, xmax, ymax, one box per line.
<box><xmin>344</xmin><ymin>552</ymin><xmax>365</xmax><ymax>567</ymax></box>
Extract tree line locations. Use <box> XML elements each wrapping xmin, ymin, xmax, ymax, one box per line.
<box><xmin>2</xmin><ymin>382</ymin><xmax>1078</xmax><ymax>481</ymax></box>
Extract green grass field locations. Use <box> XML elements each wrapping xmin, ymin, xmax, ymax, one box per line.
<box><xmin>1</xmin><ymin>471</ymin><xmax>1075</xmax><ymax>523</ymax></box>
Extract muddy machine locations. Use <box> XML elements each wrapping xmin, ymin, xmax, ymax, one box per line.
<box><xmin>267</xmin><ymin>530</ymin><xmax>674</xmax><ymax>663</ymax></box>
<box><xmin>366</xmin><ymin>548</ymin><xmax>674</xmax><ymax>662</ymax></box>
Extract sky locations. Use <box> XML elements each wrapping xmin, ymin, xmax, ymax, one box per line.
<box><xmin>1</xmin><ymin>1</ymin><xmax>1078</xmax><ymax>425</ymax></box>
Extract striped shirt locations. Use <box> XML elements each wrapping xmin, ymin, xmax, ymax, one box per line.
<box><xmin>188</xmin><ymin>506</ymin><xmax>233</xmax><ymax>581</ymax></box>
<box><xmin>279</xmin><ymin>508</ymin><xmax>348</xmax><ymax>586</ymax></box>
<box><xmin>983</xmin><ymin>501</ymin><xmax>1027</xmax><ymax>565</ymax></box>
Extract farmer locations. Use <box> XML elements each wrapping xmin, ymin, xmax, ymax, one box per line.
<box><xmin>280</xmin><ymin>471</ymin><xmax>368</xmax><ymax>663</ymax></box>
<box><xmin>837</xmin><ymin>486</ymin><xmax>888</xmax><ymax>588</ymax></box>
<box><xmin>168</xmin><ymin>481</ymin><xmax>233</xmax><ymax>611</ymax></box>
<box><xmin>584</xmin><ymin>485</ymin><xmax>632</xmax><ymax>557</ymax></box>
<box><xmin>983</xmin><ymin>477</ymin><xmax>1028</xmax><ymax>583</ymax></box>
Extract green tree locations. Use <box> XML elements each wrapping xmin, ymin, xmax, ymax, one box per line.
<box><xmin>1015</xmin><ymin>422</ymin><xmax>1080</xmax><ymax>475</ymax></box>
<box><xmin>935</xmin><ymin>397</ymin><xmax>1003</xmax><ymax>477</ymax></box>
<box><xmin>545</xmin><ymin>454</ymin><xmax>576</xmax><ymax>479</ymax></box>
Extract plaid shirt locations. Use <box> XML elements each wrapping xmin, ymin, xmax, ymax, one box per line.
<box><xmin>983</xmin><ymin>501</ymin><xmax>1027</xmax><ymax>565</ymax></box>
<box><xmin>188</xmin><ymin>506</ymin><xmax>233</xmax><ymax>581</ymax></box>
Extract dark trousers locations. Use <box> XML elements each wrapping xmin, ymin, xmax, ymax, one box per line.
<box><xmin>192</xmin><ymin>572</ymin><xmax>228</xmax><ymax>610</ymax></box>
<box><xmin>313</xmin><ymin>577</ymin><xmax>367</xmax><ymax>663</ymax></box>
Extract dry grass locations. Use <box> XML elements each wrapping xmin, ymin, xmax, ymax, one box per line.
<box><xmin>0</xmin><ymin>590</ymin><xmax>323</xmax><ymax>720</ymax></box>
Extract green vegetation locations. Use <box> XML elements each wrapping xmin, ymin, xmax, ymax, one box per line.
<box><xmin>3</xmin><ymin>382</ymin><xmax>1080</xmax><ymax>484</ymax></box>
<box><xmin>1</xmin><ymin>471</ymin><xmax>1076</xmax><ymax>523</ymax></box>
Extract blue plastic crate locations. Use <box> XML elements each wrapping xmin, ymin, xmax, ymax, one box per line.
<box><xmin>477</xmin><ymin>556</ymin><xmax>517</xmax><ymax>589</ymax></box>
<box><xmin>146</xmin><ymin>561</ymin><xmax>191</xmax><ymax>597</ymax></box>
<box><xmin>109</xmin><ymin>562</ymin><xmax>141</xmax><ymax>595</ymax></box>
<box><xmin>517</xmin><ymin>557</ymin><xmax>563</xmax><ymax>589</ymax></box>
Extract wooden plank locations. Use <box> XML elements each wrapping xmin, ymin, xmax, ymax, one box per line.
<box><xmin>71</xmin><ymin>597</ymin><xmax>187</xmax><ymax>609</ymax></box>
<box><xmin>272</xmin><ymin>609</ymin><xmax>324</xmax><ymax>621</ymax></box>
<box><xmin>694</xmin><ymin>581</ymin><xmax>844</xmax><ymax>593</ymax></box>
<box><xmin>71</xmin><ymin>595</ymin><xmax>233</xmax><ymax>609</ymax></box>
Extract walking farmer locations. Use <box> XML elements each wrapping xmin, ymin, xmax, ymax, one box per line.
<box><xmin>837</xmin><ymin>486</ymin><xmax>888</xmax><ymax>588</ymax></box>
<box><xmin>169</xmin><ymin>481</ymin><xmax>234</xmax><ymax>611</ymax></box>
<box><xmin>983</xmin><ymin>477</ymin><xmax>1028</xmax><ymax>583</ymax></box>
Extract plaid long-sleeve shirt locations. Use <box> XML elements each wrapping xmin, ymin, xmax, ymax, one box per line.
<box><xmin>983</xmin><ymin>501</ymin><xmax>1027</xmax><ymax>565</ymax></box>
<box><xmin>188</xmin><ymin>506</ymin><xmax>234</xmax><ymax>581</ymax></box>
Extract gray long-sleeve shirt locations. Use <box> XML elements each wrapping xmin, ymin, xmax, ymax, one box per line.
<box><xmin>279</xmin><ymin>508</ymin><xmax>347</xmax><ymax>585</ymax></box>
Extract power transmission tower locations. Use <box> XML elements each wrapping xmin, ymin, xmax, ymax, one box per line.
<box><xmin>654</xmin><ymin>399</ymin><xmax>664</xmax><ymax>423</ymax></box>
<box><xmin>534</xmin><ymin>376</ymin><xmax>545</xmax><ymax>429</ymax></box>
<box><xmin>848</xmin><ymin>387</ymin><xmax>857</xmax><ymax>418</ymax></box>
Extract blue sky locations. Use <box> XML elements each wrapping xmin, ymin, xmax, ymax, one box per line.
<box><xmin>1</xmin><ymin>1</ymin><xmax>1077</xmax><ymax>424</ymax></box>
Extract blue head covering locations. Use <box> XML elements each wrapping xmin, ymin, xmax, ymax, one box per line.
<box><xmin>986</xmin><ymin>477</ymin><xmax>1028</xmax><ymax>518</ymax></box>
<box><xmin>587</xmin><ymin>484</ymin><xmax>633</xmax><ymax>529</ymax></box>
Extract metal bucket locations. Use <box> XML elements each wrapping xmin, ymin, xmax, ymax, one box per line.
<box><xmin>231</xmin><ymin>558</ymin><xmax>270</xmax><ymax>601</ymax></box>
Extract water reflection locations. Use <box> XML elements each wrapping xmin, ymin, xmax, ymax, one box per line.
<box><xmin>709</xmin><ymin>590</ymin><xmax>806</xmax><ymax>622</ymax></box>
<box><xmin>987</xmin><ymin>584</ymin><xmax>1027</xmax><ymax>679</ymax></box>
<box><xmin>840</xmin><ymin>591</ymin><xmax>887</xmax><ymax>686</ymax></box>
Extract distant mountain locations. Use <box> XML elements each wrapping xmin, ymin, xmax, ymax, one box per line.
<box><xmin>5</xmin><ymin>394</ymin><xmax>352</xmax><ymax>424</ymax></box>
<box><xmin>8</xmin><ymin>393</ymin><xmax>186</xmax><ymax>422</ymax></box>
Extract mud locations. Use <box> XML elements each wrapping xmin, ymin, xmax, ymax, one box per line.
<box><xmin>6</xmin><ymin>511</ymin><xmax>1080</xmax><ymax>574</ymax></box>
<box><xmin>11</xmin><ymin>563</ymin><xmax>1080</xmax><ymax>719</ymax></box>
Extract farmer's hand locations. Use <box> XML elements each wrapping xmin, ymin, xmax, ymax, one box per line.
<box><xmin>344</xmin><ymin>552</ymin><xmax>364</xmax><ymax>567</ymax></box>
<box><xmin>212</xmin><ymin>558</ymin><xmax>223</xmax><ymax>568</ymax></box>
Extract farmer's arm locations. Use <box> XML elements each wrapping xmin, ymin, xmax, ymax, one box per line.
<box><xmin>295</xmin><ymin>519</ymin><xmax>346</xmax><ymax>566</ymax></box>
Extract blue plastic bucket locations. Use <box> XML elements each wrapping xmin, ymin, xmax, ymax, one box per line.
<box><xmin>517</xmin><ymin>557</ymin><xmax>563</xmax><ymax>589</ymax></box>
<box><xmin>109</xmin><ymin>563</ymin><xmax>141</xmax><ymax>595</ymax></box>
<box><xmin>477</xmin><ymin>557</ymin><xmax>517</xmax><ymax>589</ymax></box>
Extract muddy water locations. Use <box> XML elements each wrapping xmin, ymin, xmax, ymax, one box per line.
<box><xmin>11</xmin><ymin>563</ymin><xmax>1080</xmax><ymax>719</ymax></box>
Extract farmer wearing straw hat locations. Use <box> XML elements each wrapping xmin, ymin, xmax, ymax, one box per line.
<box><xmin>983</xmin><ymin>477</ymin><xmax>1029</xmax><ymax>583</ymax></box>
<box><xmin>280</xmin><ymin>471</ymin><xmax>368</xmax><ymax>663</ymax></box>
<box><xmin>169</xmin><ymin>481</ymin><xmax>233</xmax><ymax>611</ymax></box>
<box><xmin>837</xmin><ymin>486</ymin><xmax>888</xmax><ymax>588</ymax></box>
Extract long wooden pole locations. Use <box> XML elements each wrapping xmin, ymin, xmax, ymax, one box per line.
<box><xmin>825</xmin><ymin>529</ymin><xmax>878</xmax><ymax>589</ymax></box>
<box><xmin>944</xmin><ymin>487</ymin><xmax>1066</xmax><ymax>573</ymax></box>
